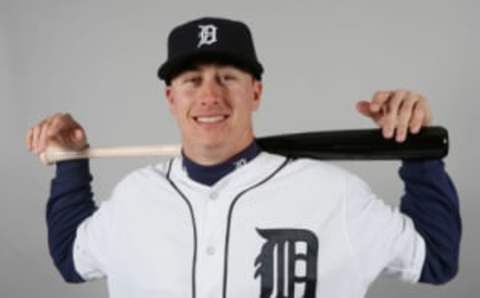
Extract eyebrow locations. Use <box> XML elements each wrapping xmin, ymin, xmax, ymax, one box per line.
<box><xmin>190</xmin><ymin>62</ymin><xmax>235</xmax><ymax>71</ymax></box>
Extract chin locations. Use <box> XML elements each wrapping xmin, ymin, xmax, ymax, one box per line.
<box><xmin>183</xmin><ymin>134</ymin><xmax>227</xmax><ymax>149</ymax></box>
<box><xmin>200</xmin><ymin>138</ymin><xmax>229</xmax><ymax>150</ymax></box>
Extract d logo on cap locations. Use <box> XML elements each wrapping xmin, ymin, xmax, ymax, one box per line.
<box><xmin>198</xmin><ymin>24</ymin><xmax>218</xmax><ymax>48</ymax></box>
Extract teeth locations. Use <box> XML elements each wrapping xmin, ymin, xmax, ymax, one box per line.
<box><xmin>196</xmin><ymin>116</ymin><xmax>226</xmax><ymax>123</ymax></box>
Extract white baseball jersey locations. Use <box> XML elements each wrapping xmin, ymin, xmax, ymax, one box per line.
<box><xmin>73</xmin><ymin>152</ymin><xmax>425</xmax><ymax>298</ymax></box>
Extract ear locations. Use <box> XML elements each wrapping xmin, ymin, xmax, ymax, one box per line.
<box><xmin>251</xmin><ymin>80</ymin><xmax>263</xmax><ymax>111</ymax></box>
<box><xmin>165</xmin><ymin>86</ymin><xmax>176</xmax><ymax>113</ymax></box>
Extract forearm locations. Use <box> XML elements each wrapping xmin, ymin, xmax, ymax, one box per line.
<box><xmin>399</xmin><ymin>159</ymin><xmax>461</xmax><ymax>284</ymax></box>
<box><xmin>47</xmin><ymin>159</ymin><xmax>97</xmax><ymax>283</ymax></box>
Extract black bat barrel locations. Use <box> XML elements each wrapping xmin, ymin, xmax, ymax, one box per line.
<box><xmin>256</xmin><ymin>126</ymin><xmax>448</xmax><ymax>160</ymax></box>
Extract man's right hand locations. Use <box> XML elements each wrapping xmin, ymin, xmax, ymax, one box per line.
<box><xmin>26</xmin><ymin>113</ymin><xmax>89</xmax><ymax>159</ymax></box>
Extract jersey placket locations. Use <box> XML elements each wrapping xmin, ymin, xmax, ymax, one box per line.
<box><xmin>196</xmin><ymin>188</ymin><xmax>231</xmax><ymax>298</ymax></box>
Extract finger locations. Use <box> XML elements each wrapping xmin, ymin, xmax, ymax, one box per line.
<box><xmin>410</xmin><ymin>99</ymin><xmax>429</xmax><ymax>133</ymax></box>
<box><xmin>64</xmin><ymin>128</ymin><xmax>86</xmax><ymax>149</ymax></box>
<box><xmin>26</xmin><ymin>127</ymin><xmax>34</xmax><ymax>151</ymax></box>
<box><xmin>357</xmin><ymin>100</ymin><xmax>387</xmax><ymax>128</ymax></box>
<box><xmin>47</xmin><ymin>113</ymin><xmax>71</xmax><ymax>137</ymax></box>
<box><xmin>396</xmin><ymin>94</ymin><xmax>419</xmax><ymax>142</ymax></box>
<box><xmin>356</xmin><ymin>100</ymin><xmax>380</xmax><ymax>119</ymax></box>
<box><xmin>73</xmin><ymin>128</ymin><xmax>85</xmax><ymax>143</ymax></box>
<box><xmin>47</xmin><ymin>113</ymin><xmax>85</xmax><ymax>148</ymax></box>
<box><xmin>356</xmin><ymin>101</ymin><xmax>372</xmax><ymax>117</ymax></box>
<box><xmin>383</xmin><ymin>90</ymin><xmax>408</xmax><ymax>138</ymax></box>
<box><xmin>38</xmin><ymin>116</ymin><xmax>56</xmax><ymax>152</ymax></box>
<box><xmin>370</xmin><ymin>91</ymin><xmax>392</xmax><ymax>112</ymax></box>
<box><xmin>32</xmin><ymin>123</ymin><xmax>44</xmax><ymax>154</ymax></box>
<box><xmin>37</xmin><ymin>121</ymin><xmax>49</xmax><ymax>153</ymax></box>
<box><xmin>421</xmin><ymin>97</ymin><xmax>433</xmax><ymax>126</ymax></box>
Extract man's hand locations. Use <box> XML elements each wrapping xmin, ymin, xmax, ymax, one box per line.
<box><xmin>356</xmin><ymin>89</ymin><xmax>432</xmax><ymax>143</ymax></box>
<box><xmin>26</xmin><ymin>113</ymin><xmax>89</xmax><ymax>159</ymax></box>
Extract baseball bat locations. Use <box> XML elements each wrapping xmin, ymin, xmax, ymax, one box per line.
<box><xmin>39</xmin><ymin>126</ymin><xmax>448</xmax><ymax>165</ymax></box>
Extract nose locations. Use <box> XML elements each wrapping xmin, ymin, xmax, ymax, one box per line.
<box><xmin>199</xmin><ymin>76</ymin><xmax>223</xmax><ymax>106</ymax></box>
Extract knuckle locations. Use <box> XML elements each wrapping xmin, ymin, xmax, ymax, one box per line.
<box><xmin>373</xmin><ymin>90</ymin><xmax>388</xmax><ymax>102</ymax></box>
<box><xmin>419</xmin><ymin>96</ymin><xmax>428</xmax><ymax>106</ymax></box>
<box><xmin>51</xmin><ymin>116</ymin><xmax>62</xmax><ymax>125</ymax></box>
<box><xmin>410</xmin><ymin>93</ymin><xmax>421</xmax><ymax>102</ymax></box>
<box><xmin>413</xmin><ymin>109</ymin><xmax>424</xmax><ymax>119</ymax></box>
<box><xmin>373</xmin><ymin>91</ymin><xmax>385</xmax><ymax>98</ymax></box>
<box><xmin>51</xmin><ymin>113</ymin><xmax>63</xmax><ymax>122</ymax></box>
<box><xmin>397</xmin><ymin>89</ymin><xmax>408</xmax><ymax>99</ymax></box>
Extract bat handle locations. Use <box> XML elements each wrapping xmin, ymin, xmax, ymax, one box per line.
<box><xmin>40</xmin><ymin>145</ymin><xmax>182</xmax><ymax>166</ymax></box>
<box><xmin>39</xmin><ymin>147</ymin><xmax>90</xmax><ymax>166</ymax></box>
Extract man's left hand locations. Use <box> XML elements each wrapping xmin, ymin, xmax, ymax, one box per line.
<box><xmin>356</xmin><ymin>89</ymin><xmax>433</xmax><ymax>143</ymax></box>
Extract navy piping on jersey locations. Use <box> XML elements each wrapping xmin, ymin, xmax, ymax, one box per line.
<box><xmin>166</xmin><ymin>158</ymin><xmax>198</xmax><ymax>298</ymax></box>
<box><xmin>222</xmin><ymin>157</ymin><xmax>291</xmax><ymax>298</ymax></box>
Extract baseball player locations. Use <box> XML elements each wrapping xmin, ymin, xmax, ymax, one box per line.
<box><xmin>26</xmin><ymin>17</ymin><xmax>461</xmax><ymax>298</ymax></box>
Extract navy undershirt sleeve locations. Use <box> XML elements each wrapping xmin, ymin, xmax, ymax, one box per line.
<box><xmin>46</xmin><ymin>159</ymin><xmax>97</xmax><ymax>283</ymax></box>
<box><xmin>399</xmin><ymin>159</ymin><xmax>461</xmax><ymax>285</ymax></box>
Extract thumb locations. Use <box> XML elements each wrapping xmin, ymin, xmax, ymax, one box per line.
<box><xmin>356</xmin><ymin>100</ymin><xmax>374</xmax><ymax>117</ymax></box>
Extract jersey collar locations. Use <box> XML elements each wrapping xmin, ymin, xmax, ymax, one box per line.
<box><xmin>181</xmin><ymin>141</ymin><xmax>260</xmax><ymax>186</ymax></box>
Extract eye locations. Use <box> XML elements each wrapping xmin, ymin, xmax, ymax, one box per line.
<box><xmin>183</xmin><ymin>75</ymin><xmax>201</xmax><ymax>85</ymax></box>
<box><xmin>220</xmin><ymin>73</ymin><xmax>237</xmax><ymax>83</ymax></box>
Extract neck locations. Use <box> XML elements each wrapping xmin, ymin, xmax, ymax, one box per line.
<box><xmin>181</xmin><ymin>140</ymin><xmax>260</xmax><ymax>186</ymax></box>
<box><xmin>182</xmin><ymin>131</ymin><xmax>255</xmax><ymax>166</ymax></box>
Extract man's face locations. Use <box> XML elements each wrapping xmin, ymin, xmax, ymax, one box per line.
<box><xmin>165</xmin><ymin>63</ymin><xmax>262</xmax><ymax>155</ymax></box>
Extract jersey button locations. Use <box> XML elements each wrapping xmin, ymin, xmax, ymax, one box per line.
<box><xmin>206</xmin><ymin>246</ymin><xmax>216</xmax><ymax>255</ymax></box>
<box><xmin>209</xmin><ymin>192</ymin><xmax>218</xmax><ymax>200</ymax></box>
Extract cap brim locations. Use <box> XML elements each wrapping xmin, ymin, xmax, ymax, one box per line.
<box><xmin>157</xmin><ymin>50</ymin><xmax>263</xmax><ymax>82</ymax></box>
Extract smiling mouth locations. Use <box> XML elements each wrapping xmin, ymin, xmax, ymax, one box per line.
<box><xmin>193</xmin><ymin>115</ymin><xmax>230</xmax><ymax>124</ymax></box>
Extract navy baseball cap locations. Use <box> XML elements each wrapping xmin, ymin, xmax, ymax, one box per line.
<box><xmin>157</xmin><ymin>17</ymin><xmax>264</xmax><ymax>84</ymax></box>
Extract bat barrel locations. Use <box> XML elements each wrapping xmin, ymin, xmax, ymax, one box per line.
<box><xmin>256</xmin><ymin>126</ymin><xmax>448</xmax><ymax>160</ymax></box>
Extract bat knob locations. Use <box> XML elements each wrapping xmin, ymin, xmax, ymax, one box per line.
<box><xmin>39</xmin><ymin>151</ymin><xmax>53</xmax><ymax>166</ymax></box>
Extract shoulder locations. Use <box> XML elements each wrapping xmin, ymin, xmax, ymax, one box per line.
<box><xmin>260</xmin><ymin>152</ymin><xmax>367</xmax><ymax>190</ymax></box>
<box><xmin>275</xmin><ymin>154</ymin><xmax>358</xmax><ymax>181</ymax></box>
<box><xmin>112</xmin><ymin>159</ymin><xmax>173</xmax><ymax>193</ymax></box>
<box><xmin>283</xmin><ymin>157</ymin><xmax>380</xmax><ymax>212</ymax></box>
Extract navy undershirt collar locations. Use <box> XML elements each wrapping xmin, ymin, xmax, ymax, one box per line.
<box><xmin>181</xmin><ymin>141</ymin><xmax>260</xmax><ymax>186</ymax></box>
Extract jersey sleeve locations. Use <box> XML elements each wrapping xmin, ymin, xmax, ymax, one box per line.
<box><xmin>72</xmin><ymin>195</ymin><xmax>115</xmax><ymax>281</ymax></box>
<box><xmin>344</xmin><ymin>172</ymin><xmax>426</xmax><ymax>284</ymax></box>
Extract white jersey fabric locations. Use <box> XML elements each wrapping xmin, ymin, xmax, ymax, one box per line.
<box><xmin>73</xmin><ymin>152</ymin><xmax>426</xmax><ymax>298</ymax></box>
